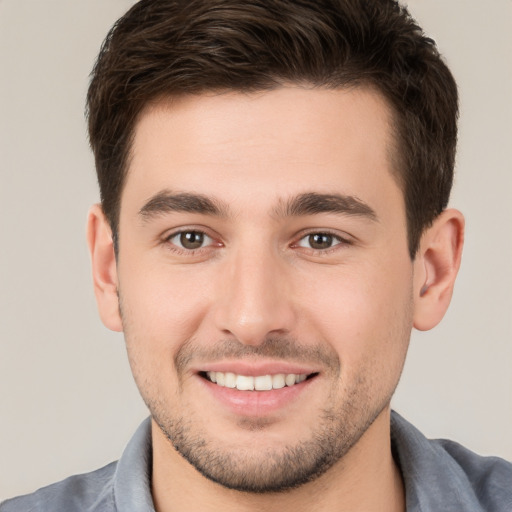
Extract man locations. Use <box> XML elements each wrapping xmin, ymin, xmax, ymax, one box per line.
<box><xmin>1</xmin><ymin>0</ymin><xmax>510</xmax><ymax>510</ymax></box>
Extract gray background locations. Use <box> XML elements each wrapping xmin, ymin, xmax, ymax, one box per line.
<box><xmin>1</xmin><ymin>0</ymin><xmax>511</xmax><ymax>500</ymax></box>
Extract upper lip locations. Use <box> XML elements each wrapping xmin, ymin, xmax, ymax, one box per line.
<box><xmin>192</xmin><ymin>360</ymin><xmax>320</xmax><ymax>377</ymax></box>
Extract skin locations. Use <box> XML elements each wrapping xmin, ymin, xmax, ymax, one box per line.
<box><xmin>88</xmin><ymin>86</ymin><xmax>464</xmax><ymax>511</ymax></box>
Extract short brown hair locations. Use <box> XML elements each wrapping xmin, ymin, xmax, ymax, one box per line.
<box><xmin>87</xmin><ymin>0</ymin><xmax>458</xmax><ymax>258</ymax></box>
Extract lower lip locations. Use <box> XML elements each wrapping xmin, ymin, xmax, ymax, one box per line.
<box><xmin>198</xmin><ymin>375</ymin><xmax>316</xmax><ymax>416</ymax></box>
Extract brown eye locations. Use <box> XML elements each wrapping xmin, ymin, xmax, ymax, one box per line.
<box><xmin>308</xmin><ymin>233</ymin><xmax>334</xmax><ymax>250</ymax></box>
<box><xmin>297</xmin><ymin>232</ymin><xmax>345</xmax><ymax>251</ymax></box>
<box><xmin>168</xmin><ymin>231</ymin><xmax>212</xmax><ymax>250</ymax></box>
<box><xmin>180</xmin><ymin>231</ymin><xmax>204</xmax><ymax>249</ymax></box>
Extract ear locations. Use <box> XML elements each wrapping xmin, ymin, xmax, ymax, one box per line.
<box><xmin>412</xmin><ymin>208</ymin><xmax>465</xmax><ymax>331</ymax></box>
<box><xmin>86</xmin><ymin>204</ymin><xmax>123</xmax><ymax>332</ymax></box>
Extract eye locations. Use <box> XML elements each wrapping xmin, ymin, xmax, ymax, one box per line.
<box><xmin>296</xmin><ymin>232</ymin><xmax>345</xmax><ymax>250</ymax></box>
<box><xmin>167</xmin><ymin>230</ymin><xmax>214</xmax><ymax>250</ymax></box>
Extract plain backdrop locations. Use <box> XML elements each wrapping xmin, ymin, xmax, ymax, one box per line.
<box><xmin>1</xmin><ymin>0</ymin><xmax>511</xmax><ymax>500</ymax></box>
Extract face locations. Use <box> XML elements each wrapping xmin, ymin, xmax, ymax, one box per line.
<box><xmin>115</xmin><ymin>87</ymin><xmax>415</xmax><ymax>492</ymax></box>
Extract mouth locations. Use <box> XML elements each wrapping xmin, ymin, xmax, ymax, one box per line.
<box><xmin>200</xmin><ymin>371</ymin><xmax>318</xmax><ymax>391</ymax></box>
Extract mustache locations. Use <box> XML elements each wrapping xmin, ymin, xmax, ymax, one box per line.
<box><xmin>175</xmin><ymin>336</ymin><xmax>340</xmax><ymax>375</ymax></box>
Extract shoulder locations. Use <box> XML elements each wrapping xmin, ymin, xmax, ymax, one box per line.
<box><xmin>1</xmin><ymin>418</ymin><xmax>153</xmax><ymax>512</ymax></box>
<box><xmin>391</xmin><ymin>411</ymin><xmax>512</xmax><ymax>512</ymax></box>
<box><xmin>0</xmin><ymin>461</ymin><xmax>118</xmax><ymax>512</ymax></box>
<box><xmin>434</xmin><ymin>437</ymin><xmax>512</xmax><ymax>509</ymax></box>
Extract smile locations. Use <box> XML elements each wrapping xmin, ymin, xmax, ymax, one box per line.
<box><xmin>204</xmin><ymin>371</ymin><xmax>313</xmax><ymax>391</ymax></box>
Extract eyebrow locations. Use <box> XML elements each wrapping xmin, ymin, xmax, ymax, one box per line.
<box><xmin>138</xmin><ymin>190</ymin><xmax>229</xmax><ymax>220</ymax></box>
<box><xmin>272</xmin><ymin>192</ymin><xmax>378</xmax><ymax>221</ymax></box>
<box><xmin>138</xmin><ymin>190</ymin><xmax>377</xmax><ymax>222</ymax></box>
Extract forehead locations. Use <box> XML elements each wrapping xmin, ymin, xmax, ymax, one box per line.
<box><xmin>123</xmin><ymin>86</ymin><xmax>402</xmax><ymax>217</ymax></box>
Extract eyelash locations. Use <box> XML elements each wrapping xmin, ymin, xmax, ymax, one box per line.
<box><xmin>162</xmin><ymin>228</ymin><xmax>352</xmax><ymax>256</ymax></box>
<box><xmin>164</xmin><ymin>229</ymin><xmax>219</xmax><ymax>255</ymax></box>
<box><xmin>292</xmin><ymin>230</ymin><xmax>353</xmax><ymax>254</ymax></box>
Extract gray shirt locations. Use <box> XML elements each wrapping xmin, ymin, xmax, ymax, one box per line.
<box><xmin>2</xmin><ymin>412</ymin><xmax>511</xmax><ymax>511</ymax></box>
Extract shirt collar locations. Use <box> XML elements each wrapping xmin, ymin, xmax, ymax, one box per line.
<box><xmin>111</xmin><ymin>413</ymin><xmax>487</xmax><ymax>512</ymax></box>
<box><xmin>113</xmin><ymin>417</ymin><xmax>155</xmax><ymax>511</ymax></box>
<box><xmin>391</xmin><ymin>411</ymin><xmax>484</xmax><ymax>512</ymax></box>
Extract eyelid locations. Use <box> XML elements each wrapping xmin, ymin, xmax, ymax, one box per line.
<box><xmin>291</xmin><ymin>229</ymin><xmax>353</xmax><ymax>251</ymax></box>
<box><xmin>162</xmin><ymin>226</ymin><xmax>222</xmax><ymax>253</ymax></box>
<box><xmin>168</xmin><ymin>231</ymin><xmax>214</xmax><ymax>248</ymax></box>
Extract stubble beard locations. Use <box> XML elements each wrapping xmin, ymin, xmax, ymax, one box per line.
<box><xmin>120</xmin><ymin>298</ymin><xmax>410</xmax><ymax>494</ymax></box>
<box><xmin>144</xmin><ymin>367</ymin><xmax>393</xmax><ymax>494</ymax></box>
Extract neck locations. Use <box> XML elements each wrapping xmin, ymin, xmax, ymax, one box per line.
<box><xmin>151</xmin><ymin>408</ymin><xmax>405</xmax><ymax>512</ymax></box>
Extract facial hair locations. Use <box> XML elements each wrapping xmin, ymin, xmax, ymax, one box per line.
<box><xmin>127</xmin><ymin>335</ymin><xmax>401</xmax><ymax>494</ymax></box>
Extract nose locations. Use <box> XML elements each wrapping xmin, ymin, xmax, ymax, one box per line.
<box><xmin>213</xmin><ymin>247</ymin><xmax>296</xmax><ymax>346</ymax></box>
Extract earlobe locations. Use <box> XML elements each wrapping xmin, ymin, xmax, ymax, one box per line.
<box><xmin>86</xmin><ymin>204</ymin><xmax>123</xmax><ymax>332</ymax></box>
<box><xmin>413</xmin><ymin>209</ymin><xmax>465</xmax><ymax>331</ymax></box>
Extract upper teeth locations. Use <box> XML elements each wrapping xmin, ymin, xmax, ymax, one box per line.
<box><xmin>206</xmin><ymin>371</ymin><xmax>308</xmax><ymax>391</ymax></box>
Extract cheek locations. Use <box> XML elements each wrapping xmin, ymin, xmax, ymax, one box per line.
<box><xmin>297</xmin><ymin>259</ymin><xmax>413</xmax><ymax>365</ymax></box>
<box><xmin>123</xmin><ymin>257</ymin><xmax>210</xmax><ymax>317</ymax></box>
<box><xmin>118</xmin><ymin>259</ymin><xmax>214</xmax><ymax>370</ymax></box>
